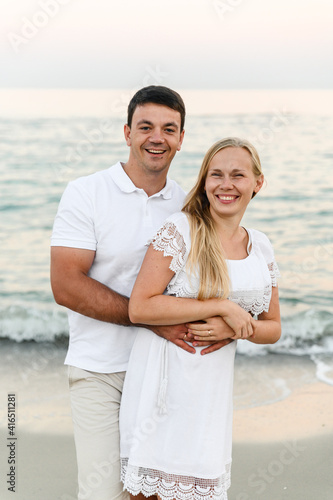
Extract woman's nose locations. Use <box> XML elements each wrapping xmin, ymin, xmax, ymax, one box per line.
<box><xmin>219</xmin><ymin>176</ymin><xmax>233</xmax><ymax>189</ymax></box>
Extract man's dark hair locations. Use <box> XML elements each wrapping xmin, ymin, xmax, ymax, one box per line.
<box><xmin>127</xmin><ymin>86</ymin><xmax>186</xmax><ymax>131</ymax></box>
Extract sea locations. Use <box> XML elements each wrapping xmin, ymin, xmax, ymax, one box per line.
<box><xmin>1</xmin><ymin>89</ymin><xmax>333</xmax><ymax>385</ymax></box>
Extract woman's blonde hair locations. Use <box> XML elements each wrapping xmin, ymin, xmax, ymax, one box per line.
<box><xmin>182</xmin><ymin>137</ymin><xmax>263</xmax><ymax>300</ymax></box>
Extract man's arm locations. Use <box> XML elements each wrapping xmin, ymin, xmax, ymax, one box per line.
<box><xmin>51</xmin><ymin>246</ymin><xmax>131</xmax><ymax>325</ymax></box>
<box><xmin>50</xmin><ymin>246</ymin><xmax>196</xmax><ymax>353</ymax></box>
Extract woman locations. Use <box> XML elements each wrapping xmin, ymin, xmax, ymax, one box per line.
<box><xmin>120</xmin><ymin>137</ymin><xmax>281</xmax><ymax>500</ymax></box>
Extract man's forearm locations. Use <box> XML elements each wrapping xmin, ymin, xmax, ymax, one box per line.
<box><xmin>53</xmin><ymin>273</ymin><xmax>132</xmax><ymax>326</ymax></box>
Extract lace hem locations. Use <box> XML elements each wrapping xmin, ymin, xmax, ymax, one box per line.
<box><xmin>151</xmin><ymin>222</ymin><xmax>187</xmax><ymax>274</ymax></box>
<box><xmin>166</xmin><ymin>281</ymin><xmax>273</xmax><ymax>316</ymax></box>
<box><xmin>229</xmin><ymin>284</ymin><xmax>272</xmax><ymax>314</ymax></box>
<box><xmin>121</xmin><ymin>459</ymin><xmax>230</xmax><ymax>500</ymax></box>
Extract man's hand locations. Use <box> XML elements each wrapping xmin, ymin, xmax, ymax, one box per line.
<box><xmin>149</xmin><ymin>324</ymin><xmax>196</xmax><ymax>354</ymax></box>
<box><xmin>198</xmin><ymin>339</ymin><xmax>234</xmax><ymax>355</ymax></box>
<box><xmin>149</xmin><ymin>317</ymin><xmax>235</xmax><ymax>356</ymax></box>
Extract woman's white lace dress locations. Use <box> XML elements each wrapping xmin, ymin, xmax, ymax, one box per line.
<box><xmin>120</xmin><ymin>212</ymin><xmax>279</xmax><ymax>500</ymax></box>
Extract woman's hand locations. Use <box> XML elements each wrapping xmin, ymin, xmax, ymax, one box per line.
<box><xmin>185</xmin><ymin>316</ymin><xmax>234</xmax><ymax>355</ymax></box>
<box><xmin>186</xmin><ymin>316</ymin><xmax>234</xmax><ymax>342</ymax></box>
<box><xmin>220</xmin><ymin>300</ymin><xmax>255</xmax><ymax>339</ymax></box>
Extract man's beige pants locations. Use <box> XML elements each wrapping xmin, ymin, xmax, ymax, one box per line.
<box><xmin>68</xmin><ymin>366</ymin><xmax>130</xmax><ymax>500</ymax></box>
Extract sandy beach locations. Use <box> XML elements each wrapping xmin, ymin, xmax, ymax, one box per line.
<box><xmin>0</xmin><ymin>340</ymin><xmax>332</xmax><ymax>500</ymax></box>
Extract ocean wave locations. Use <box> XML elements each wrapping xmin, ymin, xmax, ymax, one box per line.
<box><xmin>1</xmin><ymin>305</ymin><xmax>333</xmax><ymax>353</ymax></box>
<box><xmin>231</xmin><ymin>308</ymin><xmax>333</xmax><ymax>357</ymax></box>
<box><xmin>0</xmin><ymin>305</ymin><xmax>69</xmax><ymax>343</ymax></box>
<box><xmin>1</xmin><ymin>305</ymin><xmax>333</xmax><ymax>386</ymax></box>
<box><xmin>236</xmin><ymin>309</ymin><xmax>333</xmax><ymax>386</ymax></box>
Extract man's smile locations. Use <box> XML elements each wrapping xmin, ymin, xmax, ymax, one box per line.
<box><xmin>145</xmin><ymin>147</ymin><xmax>167</xmax><ymax>156</ymax></box>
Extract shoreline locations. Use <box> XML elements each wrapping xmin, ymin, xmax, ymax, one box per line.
<box><xmin>0</xmin><ymin>340</ymin><xmax>332</xmax><ymax>499</ymax></box>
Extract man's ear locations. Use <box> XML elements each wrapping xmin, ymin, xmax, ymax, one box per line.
<box><xmin>177</xmin><ymin>129</ymin><xmax>185</xmax><ymax>151</ymax></box>
<box><xmin>124</xmin><ymin>124</ymin><xmax>131</xmax><ymax>146</ymax></box>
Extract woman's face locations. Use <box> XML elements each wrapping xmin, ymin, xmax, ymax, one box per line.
<box><xmin>204</xmin><ymin>147</ymin><xmax>264</xmax><ymax>221</ymax></box>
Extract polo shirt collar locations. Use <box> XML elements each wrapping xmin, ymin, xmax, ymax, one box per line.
<box><xmin>109</xmin><ymin>162</ymin><xmax>173</xmax><ymax>199</ymax></box>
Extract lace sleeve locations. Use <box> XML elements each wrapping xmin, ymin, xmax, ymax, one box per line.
<box><xmin>268</xmin><ymin>260</ymin><xmax>280</xmax><ymax>287</ymax></box>
<box><xmin>251</xmin><ymin>229</ymin><xmax>280</xmax><ymax>287</ymax></box>
<box><xmin>151</xmin><ymin>222</ymin><xmax>187</xmax><ymax>274</ymax></box>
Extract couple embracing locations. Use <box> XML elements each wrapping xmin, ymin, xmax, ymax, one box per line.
<box><xmin>51</xmin><ymin>85</ymin><xmax>281</xmax><ymax>500</ymax></box>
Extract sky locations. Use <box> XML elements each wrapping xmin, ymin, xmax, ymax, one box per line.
<box><xmin>1</xmin><ymin>0</ymin><xmax>333</xmax><ymax>89</ymax></box>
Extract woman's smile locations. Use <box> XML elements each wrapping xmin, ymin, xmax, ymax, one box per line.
<box><xmin>215</xmin><ymin>194</ymin><xmax>239</xmax><ymax>204</ymax></box>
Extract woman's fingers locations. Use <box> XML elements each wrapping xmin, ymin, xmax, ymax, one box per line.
<box><xmin>231</xmin><ymin>321</ymin><xmax>253</xmax><ymax>339</ymax></box>
<box><xmin>187</xmin><ymin>313</ymin><xmax>254</xmax><ymax>341</ymax></box>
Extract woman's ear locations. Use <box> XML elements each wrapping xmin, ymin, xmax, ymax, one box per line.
<box><xmin>254</xmin><ymin>174</ymin><xmax>264</xmax><ymax>195</ymax></box>
<box><xmin>252</xmin><ymin>174</ymin><xmax>264</xmax><ymax>198</ymax></box>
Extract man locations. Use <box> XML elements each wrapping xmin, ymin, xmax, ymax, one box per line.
<box><xmin>51</xmin><ymin>86</ymin><xmax>227</xmax><ymax>500</ymax></box>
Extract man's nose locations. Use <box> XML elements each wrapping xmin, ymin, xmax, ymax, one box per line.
<box><xmin>149</xmin><ymin>128</ymin><xmax>164</xmax><ymax>143</ymax></box>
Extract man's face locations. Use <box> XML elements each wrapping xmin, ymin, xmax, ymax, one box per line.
<box><xmin>124</xmin><ymin>103</ymin><xmax>184</xmax><ymax>176</ymax></box>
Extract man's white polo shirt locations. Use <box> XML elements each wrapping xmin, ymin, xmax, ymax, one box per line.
<box><xmin>51</xmin><ymin>162</ymin><xmax>186</xmax><ymax>373</ymax></box>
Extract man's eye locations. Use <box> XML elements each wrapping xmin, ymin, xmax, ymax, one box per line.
<box><xmin>165</xmin><ymin>128</ymin><xmax>175</xmax><ymax>133</ymax></box>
